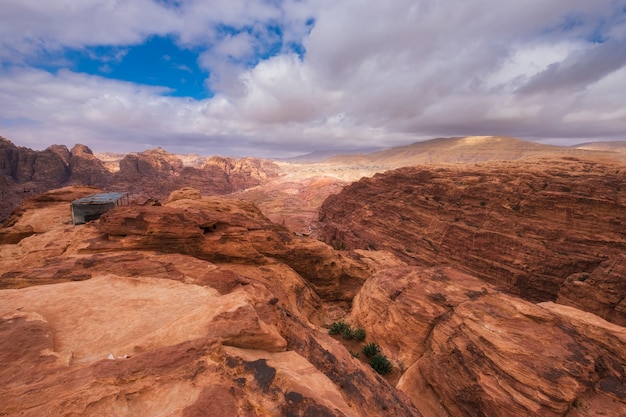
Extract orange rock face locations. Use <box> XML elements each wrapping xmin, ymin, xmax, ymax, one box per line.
<box><xmin>320</xmin><ymin>157</ymin><xmax>626</xmax><ymax>324</ymax></box>
<box><xmin>349</xmin><ymin>266</ymin><xmax>626</xmax><ymax>417</ymax></box>
<box><xmin>0</xmin><ymin>187</ymin><xmax>419</xmax><ymax>417</ymax></box>
<box><xmin>110</xmin><ymin>148</ymin><xmax>281</xmax><ymax>202</ymax></box>
<box><xmin>0</xmin><ymin>137</ymin><xmax>281</xmax><ymax>222</ymax></box>
<box><xmin>3</xmin><ymin>147</ymin><xmax>626</xmax><ymax>417</ymax></box>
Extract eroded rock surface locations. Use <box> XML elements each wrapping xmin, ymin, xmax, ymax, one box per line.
<box><xmin>320</xmin><ymin>157</ymin><xmax>626</xmax><ymax>323</ymax></box>
<box><xmin>110</xmin><ymin>148</ymin><xmax>281</xmax><ymax>202</ymax></box>
<box><xmin>0</xmin><ymin>137</ymin><xmax>281</xmax><ymax>221</ymax></box>
<box><xmin>3</xmin><ymin>147</ymin><xmax>626</xmax><ymax>417</ymax></box>
<box><xmin>348</xmin><ymin>266</ymin><xmax>626</xmax><ymax>417</ymax></box>
<box><xmin>0</xmin><ymin>187</ymin><xmax>418</xmax><ymax>417</ymax></box>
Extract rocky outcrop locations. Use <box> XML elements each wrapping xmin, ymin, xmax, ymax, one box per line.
<box><xmin>0</xmin><ymin>137</ymin><xmax>70</xmax><ymax>186</ymax></box>
<box><xmin>0</xmin><ymin>187</ymin><xmax>420</xmax><ymax>417</ymax></box>
<box><xmin>0</xmin><ymin>186</ymin><xmax>101</xmax><ymax>245</ymax></box>
<box><xmin>111</xmin><ymin>148</ymin><xmax>281</xmax><ymax>201</ymax></box>
<box><xmin>0</xmin><ymin>139</ymin><xmax>111</xmax><ymax>220</ymax></box>
<box><xmin>68</xmin><ymin>144</ymin><xmax>112</xmax><ymax>188</ymax></box>
<box><xmin>3</xmin><ymin>184</ymin><xmax>626</xmax><ymax>417</ymax></box>
<box><xmin>348</xmin><ymin>266</ymin><xmax>626</xmax><ymax>417</ymax></box>
<box><xmin>0</xmin><ymin>137</ymin><xmax>281</xmax><ymax>222</ymax></box>
<box><xmin>94</xmin><ymin>189</ymin><xmax>385</xmax><ymax>302</ymax></box>
<box><xmin>319</xmin><ymin>157</ymin><xmax>626</xmax><ymax>323</ymax></box>
<box><xmin>557</xmin><ymin>254</ymin><xmax>626</xmax><ymax>326</ymax></box>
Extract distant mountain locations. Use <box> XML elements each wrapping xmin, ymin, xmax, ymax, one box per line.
<box><xmin>0</xmin><ymin>137</ymin><xmax>111</xmax><ymax>221</ymax></box>
<box><xmin>573</xmin><ymin>140</ymin><xmax>626</xmax><ymax>153</ymax></box>
<box><xmin>282</xmin><ymin>147</ymin><xmax>383</xmax><ymax>163</ymax></box>
<box><xmin>326</xmin><ymin>136</ymin><xmax>609</xmax><ymax>167</ymax></box>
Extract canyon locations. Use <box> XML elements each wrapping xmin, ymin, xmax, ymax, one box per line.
<box><xmin>1</xmin><ymin>135</ymin><xmax>625</xmax><ymax>416</ymax></box>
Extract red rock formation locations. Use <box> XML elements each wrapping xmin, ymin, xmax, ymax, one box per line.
<box><xmin>557</xmin><ymin>254</ymin><xmax>626</xmax><ymax>326</ymax></box>
<box><xmin>111</xmin><ymin>148</ymin><xmax>281</xmax><ymax>201</ymax></box>
<box><xmin>94</xmin><ymin>189</ymin><xmax>382</xmax><ymax>302</ymax></box>
<box><xmin>0</xmin><ymin>137</ymin><xmax>281</xmax><ymax>222</ymax></box>
<box><xmin>0</xmin><ymin>187</ymin><xmax>420</xmax><ymax>416</ymax></box>
<box><xmin>68</xmin><ymin>144</ymin><xmax>112</xmax><ymax>188</ymax></box>
<box><xmin>349</xmin><ymin>266</ymin><xmax>626</xmax><ymax>417</ymax></box>
<box><xmin>319</xmin><ymin>157</ymin><xmax>626</xmax><ymax>323</ymax></box>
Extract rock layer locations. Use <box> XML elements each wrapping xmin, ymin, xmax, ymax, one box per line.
<box><xmin>0</xmin><ymin>137</ymin><xmax>281</xmax><ymax>221</ymax></box>
<box><xmin>320</xmin><ymin>157</ymin><xmax>626</xmax><ymax>323</ymax></box>
<box><xmin>0</xmin><ymin>187</ymin><xmax>419</xmax><ymax>417</ymax></box>
<box><xmin>348</xmin><ymin>266</ymin><xmax>626</xmax><ymax>417</ymax></box>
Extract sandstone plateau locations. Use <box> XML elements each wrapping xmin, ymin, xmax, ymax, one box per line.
<box><xmin>1</xmin><ymin>135</ymin><xmax>626</xmax><ymax>417</ymax></box>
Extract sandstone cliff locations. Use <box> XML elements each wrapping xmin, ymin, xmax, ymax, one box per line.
<box><xmin>3</xmin><ymin>184</ymin><xmax>626</xmax><ymax>416</ymax></box>
<box><xmin>0</xmin><ymin>137</ymin><xmax>281</xmax><ymax>222</ymax></box>
<box><xmin>0</xmin><ymin>187</ymin><xmax>419</xmax><ymax>417</ymax></box>
<box><xmin>3</xmin><ymin>140</ymin><xmax>626</xmax><ymax>416</ymax></box>
<box><xmin>348</xmin><ymin>266</ymin><xmax>626</xmax><ymax>416</ymax></box>
<box><xmin>319</xmin><ymin>157</ymin><xmax>626</xmax><ymax>325</ymax></box>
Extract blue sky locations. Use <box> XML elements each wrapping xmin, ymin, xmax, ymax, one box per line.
<box><xmin>0</xmin><ymin>0</ymin><xmax>625</xmax><ymax>157</ymax></box>
<box><xmin>37</xmin><ymin>36</ymin><xmax>211</xmax><ymax>99</ymax></box>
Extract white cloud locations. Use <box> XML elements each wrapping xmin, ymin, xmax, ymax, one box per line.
<box><xmin>1</xmin><ymin>0</ymin><xmax>626</xmax><ymax>157</ymax></box>
<box><xmin>0</xmin><ymin>0</ymin><xmax>179</xmax><ymax>60</ymax></box>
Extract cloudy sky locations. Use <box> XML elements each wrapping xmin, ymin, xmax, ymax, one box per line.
<box><xmin>1</xmin><ymin>0</ymin><xmax>625</xmax><ymax>157</ymax></box>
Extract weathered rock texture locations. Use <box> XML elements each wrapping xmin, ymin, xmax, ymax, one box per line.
<box><xmin>3</xmin><ymin>143</ymin><xmax>626</xmax><ymax>417</ymax></box>
<box><xmin>0</xmin><ymin>137</ymin><xmax>280</xmax><ymax>221</ymax></box>
<box><xmin>320</xmin><ymin>157</ymin><xmax>626</xmax><ymax>324</ymax></box>
<box><xmin>110</xmin><ymin>147</ymin><xmax>281</xmax><ymax>202</ymax></box>
<box><xmin>0</xmin><ymin>187</ymin><xmax>419</xmax><ymax>417</ymax></box>
<box><xmin>348</xmin><ymin>266</ymin><xmax>626</xmax><ymax>417</ymax></box>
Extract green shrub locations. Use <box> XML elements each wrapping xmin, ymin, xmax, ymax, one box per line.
<box><xmin>329</xmin><ymin>321</ymin><xmax>351</xmax><ymax>336</ymax></box>
<box><xmin>370</xmin><ymin>354</ymin><xmax>392</xmax><ymax>375</ymax></box>
<box><xmin>351</xmin><ymin>328</ymin><xmax>366</xmax><ymax>342</ymax></box>
<box><xmin>362</xmin><ymin>342</ymin><xmax>381</xmax><ymax>358</ymax></box>
<box><xmin>329</xmin><ymin>322</ymin><xmax>366</xmax><ymax>341</ymax></box>
<box><xmin>342</xmin><ymin>327</ymin><xmax>354</xmax><ymax>340</ymax></box>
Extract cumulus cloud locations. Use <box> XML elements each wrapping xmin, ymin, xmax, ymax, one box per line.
<box><xmin>1</xmin><ymin>0</ymin><xmax>625</xmax><ymax>156</ymax></box>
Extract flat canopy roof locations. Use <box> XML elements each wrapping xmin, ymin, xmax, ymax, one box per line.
<box><xmin>71</xmin><ymin>192</ymin><xmax>127</xmax><ymax>205</ymax></box>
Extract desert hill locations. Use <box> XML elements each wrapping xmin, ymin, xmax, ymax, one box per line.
<box><xmin>326</xmin><ymin>136</ymin><xmax>619</xmax><ymax>168</ymax></box>
<box><xmin>573</xmin><ymin>140</ymin><xmax>626</xmax><ymax>156</ymax></box>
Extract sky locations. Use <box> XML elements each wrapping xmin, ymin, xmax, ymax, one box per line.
<box><xmin>1</xmin><ymin>0</ymin><xmax>626</xmax><ymax>158</ymax></box>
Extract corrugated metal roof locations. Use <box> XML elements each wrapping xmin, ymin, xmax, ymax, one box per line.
<box><xmin>71</xmin><ymin>192</ymin><xmax>127</xmax><ymax>205</ymax></box>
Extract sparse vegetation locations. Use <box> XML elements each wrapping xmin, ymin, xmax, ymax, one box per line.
<box><xmin>330</xmin><ymin>326</ymin><xmax>392</xmax><ymax>376</ymax></box>
<box><xmin>370</xmin><ymin>354</ymin><xmax>393</xmax><ymax>375</ymax></box>
<box><xmin>328</xmin><ymin>321</ymin><xmax>366</xmax><ymax>341</ymax></box>
<box><xmin>329</xmin><ymin>321</ymin><xmax>351</xmax><ymax>336</ymax></box>
<box><xmin>351</xmin><ymin>328</ymin><xmax>366</xmax><ymax>342</ymax></box>
<box><xmin>362</xmin><ymin>342</ymin><xmax>381</xmax><ymax>358</ymax></box>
